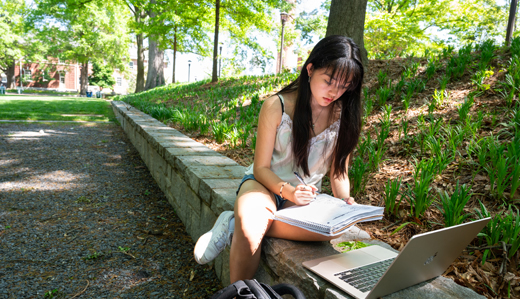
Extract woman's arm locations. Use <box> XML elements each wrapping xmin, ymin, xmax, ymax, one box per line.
<box><xmin>253</xmin><ymin>95</ymin><xmax>315</xmax><ymax>205</ymax></box>
<box><xmin>330</xmin><ymin>155</ymin><xmax>356</xmax><ymax>205</ymax></box>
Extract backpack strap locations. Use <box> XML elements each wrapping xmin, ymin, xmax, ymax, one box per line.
<box><xmin>210</xmin><ymin>279</ymin><xmax>304</xmax><ymax>299</ymax></box>
<box><xmin>210</xmin><ymin>280</ymin><xmax>257</xmax><ymax>299</ymax></box>
<box><xmin>244</xmin><ymin>279</ymin><xmax>283</xmax><ymax>299</ymax></box>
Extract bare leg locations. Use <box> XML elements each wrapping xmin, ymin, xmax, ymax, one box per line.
<box><xmin>229</xmin><ymin>181</ymin><xmax>340</xmax><ymax>283</ymax></box>
<box><xmin>230</xmin><ymin>180</ymin><xmax>276</xmax><ymax>283</ymax></box>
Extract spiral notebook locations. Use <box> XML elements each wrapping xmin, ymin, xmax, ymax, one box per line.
<box><xmin>273</xmin><ymin>194</ymin><xmax>384</xmax><ymax>236</ymax></box>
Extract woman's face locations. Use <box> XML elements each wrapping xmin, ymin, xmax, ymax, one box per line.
<box><xmin>306</xmin><ymin>63</ymin><xmax>350</xmax><ymax>106</ymax></box>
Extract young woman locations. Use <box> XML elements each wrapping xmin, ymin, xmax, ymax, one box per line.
<box><xmin>194</xmin><ymin>35</ymin><xmax>364</xmax><ymax>283</ymax></box>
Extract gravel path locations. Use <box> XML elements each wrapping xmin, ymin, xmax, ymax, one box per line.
<box><xmin>0</xmin><ymin>122</ymin><xmax>222</xmax><ymax>298</ymax></box>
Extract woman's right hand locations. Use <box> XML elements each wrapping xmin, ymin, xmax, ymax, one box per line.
<box><xmin>290</xmin><ymin>184</ymin><xmax>318</xmax><ymax>206</ymax></box>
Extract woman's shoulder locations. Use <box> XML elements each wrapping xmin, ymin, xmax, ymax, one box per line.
<box><xmin>261</xmin><ymin>94</ymin><xmax>283</xmax><ymax>114</ymax></box>
<box><xmin>278</xmin><ymin>91</ymin><xmax>297</xmax><ymax>118</ymax></box>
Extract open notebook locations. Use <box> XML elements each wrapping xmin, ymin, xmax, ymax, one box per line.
<box><xmin>273</xmin><ymin>194</ymin><xmax>384</xmax><ymax>236</ymax></box>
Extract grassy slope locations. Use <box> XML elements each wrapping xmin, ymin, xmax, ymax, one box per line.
<box><xmin>0</xmin><ymin>96</ymin><xmax>115</xmax><ymax>121</ymax></box>
<box><xmin>119</xmin><ymin>39</ymin><xmax>520</xmax><ymax>298</ymax></box>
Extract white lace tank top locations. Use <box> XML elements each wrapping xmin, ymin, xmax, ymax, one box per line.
<box><xmin>245</xmin><ymin>94</ymin><xmax>340</xmax><ymax>191</ymax></box>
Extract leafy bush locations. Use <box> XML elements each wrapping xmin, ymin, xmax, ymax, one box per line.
<box><xmin>384</xmin><ymin>177</ymin><xmax>402</xmax><ymax>219</ymax></box>
<box><xmin>475</xmin><ymin>202</ymin><xmax>520</xmax><ymax>262</ymax></box>
<box><xmin>403</xmin><ymin>158</ymin><xmax>437</xmax><ymax>219</ymax></box>
<box><xmin>437</xmin><ymin>181</ymin><xmax>472</xmax><ymax>227</ymax></box>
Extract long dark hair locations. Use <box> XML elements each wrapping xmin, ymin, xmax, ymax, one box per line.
<box><xmin>279</xmin><ymin>35</ymin><xmax>364</xmax><ymax>179</ymax></box>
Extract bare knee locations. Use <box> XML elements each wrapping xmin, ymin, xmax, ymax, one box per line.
<box><xmin>234</xmin><ymin>192</ymin><xmax>276</xmax><ymax>253</ymax></box>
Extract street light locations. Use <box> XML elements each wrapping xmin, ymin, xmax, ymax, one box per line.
<box><xmin>279</xmin><ymin>12</ymin><xmax>289</xmax><ymax>74</ymax></box>
<box><xmin>188</xmin><ymin>60</ymin><xmax>191</xmax><ymax>82</ymax></box>
<box><xmin>219</xmin><ymin>42</ymin><xmax>223</xmax><ymax>78</ymax></box>
<box><xmin>19</xmin><ymin>59</ymin><xmax>23</xmax><ymax>90</ymax></box>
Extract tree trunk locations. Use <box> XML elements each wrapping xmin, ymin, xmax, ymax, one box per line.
<box><xmin>6</xmin><ymin>61</ymin><xmax>16</xmax><ymax>89</ymax></box>
<box><xmin>135</xmin><ymin>32</ymin><xmax>145</xmax><ymax>92</ymax></box>
<box><xmin>211</xmin><ymin>0</ymin><xmax>220</xmax><ymax>83</ymax></box>
<box><xmin>80</xmin><ymin>61</ymin><xmax>89</xmax><ymax>95</ymax></box>
<box><xmin>172</xmin><ymin>26</ymin><xmax>177</xmax><ymax>84</ymax></box>
<box><xmin>144</xmin><ymin>38</ymin><xmax>165</xmax><ymax>90</ymax></box>
<box><xmin>326</xmin><ymin>0</ymin><xmax>369</xmax><ymax>67</ymax></box>
<box><xmin>506</xmin><ymin>0</ymin><xmax>518</xmax><ymax>46</ymax></box>
<box><xmin>144</xmin><ymin>0</ymin><xmax>165</xmax><ymax>90</ymax></box>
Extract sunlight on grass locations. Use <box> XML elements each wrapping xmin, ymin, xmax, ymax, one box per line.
<box><xmin>0</xmin><ymin>96</ymin><xmax>115</xmax><ymax>122</ymax></box>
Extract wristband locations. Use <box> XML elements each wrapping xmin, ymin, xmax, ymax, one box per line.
<box><xmin>279</xmin><ymin>182</ymin><xmax>289</xmax><ymax>199</ymax></box>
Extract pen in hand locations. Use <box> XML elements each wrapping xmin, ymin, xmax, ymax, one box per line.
<box><xmin>293</xmin><ymin>172</ymin><xmax>320</xmax><ymax>199</ymax></box>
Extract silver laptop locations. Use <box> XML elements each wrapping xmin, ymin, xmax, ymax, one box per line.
<box><xmin>303</xmin><ymin>218</ymin><xmax>490</xmax><ymax>299</ymax></box>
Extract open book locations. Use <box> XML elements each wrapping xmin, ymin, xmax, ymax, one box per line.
<box><xmin>273</xmin><ymin>194</ymin><xmax>384</xmax><ymax>236</ymax></box>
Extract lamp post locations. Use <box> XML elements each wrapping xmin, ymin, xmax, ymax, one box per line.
<box><xmin>19</xmin><ymin>59</ymin><xmax>23</xmax><ymax>90</ymax></box>
<box><xmin>279</xmin><ymin>12</ymin><xmax>289</xmax><ymax>74</ymax></box>
<box><xmin>188</xmin><ymin>60</ymin><xmax>191</xmax><ymax>82</ymax></box>
<box><xmin>219</xmin><ymin>43</ymin><xmax>223</xmax><ymax>78</ymax></box>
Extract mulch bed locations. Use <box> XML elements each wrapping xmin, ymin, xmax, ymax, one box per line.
<box><xmin>0</xmin><ymin>122</ymin><xmax>221</xmax><ymax>298</ymax></box>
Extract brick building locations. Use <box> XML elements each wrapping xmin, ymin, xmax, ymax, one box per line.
<box><xmin>1</xmin><ymin>47</ymin><xmax>169</xmax><ymax>94</ymax></box>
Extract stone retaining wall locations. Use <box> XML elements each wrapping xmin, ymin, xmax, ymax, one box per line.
<box><xmin>111</xmin><ymin>101</ymin><xmax>484</xmax><ymax>299</ymax></box>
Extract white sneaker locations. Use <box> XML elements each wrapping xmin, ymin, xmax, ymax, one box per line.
<box><xmin>194</xmin><ymin>211</ymin><xmax>234</xmax><ymax>264</ymax></box>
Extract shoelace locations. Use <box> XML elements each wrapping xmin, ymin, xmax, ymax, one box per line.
<box><xmin>213</xmin><ymin>226</ymin><xmax>231</xmax><ymax>251</ymax></box>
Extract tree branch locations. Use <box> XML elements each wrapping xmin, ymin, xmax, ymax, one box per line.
<box><xmin>125</xmin><ymin>1</ymin><xmax>136</xmax><ymax>15</ymax></box>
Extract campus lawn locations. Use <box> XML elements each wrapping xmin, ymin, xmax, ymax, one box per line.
<box><xmin>0</xmin><ymin>95</ymin><xmax>115</xmax><ymax>122</ymax></box>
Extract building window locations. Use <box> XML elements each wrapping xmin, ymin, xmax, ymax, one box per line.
<box><xmin>24</xmin><ymin>69</ymin><xmax>32</xmax><ymax>81</ymax></box>
<box><xmin>116</xmin><ymin>77</ymin><xmax>122</xmax><ymax>87</ymax></box>
<box><xmin>59</xmin><ymin>71</ymin><xmax>66</xmax><ymax>84</ymax></box>
<box><xmin>129</xmin><ymin>61</ymin><xmax>134</xmax><ymax>69</ymax></box>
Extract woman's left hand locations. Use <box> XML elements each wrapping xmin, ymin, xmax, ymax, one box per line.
<box><xmin>343</xmin><ymin>197</ymin><xmax>357</xmax><ymax>205</ymax></box>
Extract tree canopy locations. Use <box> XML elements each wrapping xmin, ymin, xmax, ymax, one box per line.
<box><xmin>0</xmin><ymin>0</ymin><xmax>47</xmax><ymax>87</ymax></box>
<box><xmin>298</xmin><ymin>0</ymin><xmax>514</xmax><ymax>58</ymax></box>
<box><xmin>2</xmin><ymin>0</ymin><xmax>518</xmax><ymax>91</ymax></box>
<box><xmin>89</xmin><ymin>62</ymin><xmax>116</xmax><ymax>88</ymax></box>
<box><xmin>28</xmin><ymin>0</ymin><xmax>130</xmax><ymax>93</ymax></box>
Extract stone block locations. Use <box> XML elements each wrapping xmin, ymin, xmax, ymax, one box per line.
<box><xmin>176</xmin><ymin>155</ymin><xmax>238</xmax><ymax>171</ymax></box>
<box><xmin>210</xmin><ymin>188</ymin><xmax>236</xmax><ymax>214</ymax></box>
<box><xmin>168</xmin><ymin>167</ymin><xmax>201</xmax><ymax>217</ymax></box>
<box><xmin>188</xmin><ymin>207</ymin><xmax>201</xmax><ymax>239</ymax></box>
<box><xmin>261</xmin><ymin>238</ymin><xmax>336</xmax><ymax>298</ymax></box>
<box><xmin>164</xmin><ymin>147</ymin><xmax>219</xmax><ymax>169</ymax></box>
<box><xmin>382</xmin><ymin>276</ymin><xmax>486</xmax><ymax>298</ymax></box>
<box><xmin>184</xmin><ymin>166</ymin><xmax>244</xmax><ymax>195</ymax></box>
<box><xmin>157</xmin><ymin>136</ymin><xmax>201</xmax><ymax>146</ymax></box>
<box><xmin>168</xmin><ymin>169</ymin><xmax>190</xmax><ymax>217</ymax></box>
<box><xmin>199</xmin><ymin>178</ymin><xmax>242</xmax><ymax>205</ymax></box>
<box><xmin>253</xmin><ymin>260</ymin><xmax>275</xmax><ymax>286</ymax></box>
<box><xmin>165</xmin><ymin>164</ymin><xmax>172</xmax><ymax>190</ymax></box>
<box><xmin>323</xmin><ymin>275</ymin><xmax>486</xmax><ymax>299</ymax></box>
<box><xmin>199</xmin><ymin>203</ymin><xmax>217</xmax><ymax>238</ymax></box>
<box><xmin>215</xmin><ymin>247</ymin><xmax>231</xmax><ymax>286</ymax></box>
<box><xmin>141</xmin><ymin>122</ymin><xmax>168</xmax><ymax>131</ymax></box>
<box><xmin>151</xmin><ymin>151</ymin><xmax>168</xmax><ymax>192</ymax></box>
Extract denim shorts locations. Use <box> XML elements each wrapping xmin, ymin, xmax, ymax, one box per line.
<box><xmin>236</xmin><ymin>174</ymin><xmax>287</xmax><ymax>210</ymax></box>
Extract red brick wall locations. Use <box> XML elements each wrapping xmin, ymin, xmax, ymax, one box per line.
<box><xmin>14</xmin><ymin>60</ymin><xmax>79</xmax><ymax>90</ymax></box>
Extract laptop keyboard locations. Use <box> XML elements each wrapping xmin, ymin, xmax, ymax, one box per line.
<box><xmin>334</xmin><ymin>258</ymin><xmax>395</xmax><ymax>293</ymax></box>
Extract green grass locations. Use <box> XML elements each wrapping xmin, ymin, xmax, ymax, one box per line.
<box><xmin>0</xmin><ymin>95</ymin><xmax>115</xmax><ymax>122</ymax></box>
<box><xmin>6</xmin><ymin>89</ymin><xmax>78</xmax><ymax>95</ymax></box>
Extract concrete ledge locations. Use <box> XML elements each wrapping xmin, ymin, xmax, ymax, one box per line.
<box><xmin>112</xmin><ymin>101</ymin><xmax>485</xmax><ymax>299</ymax></box>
